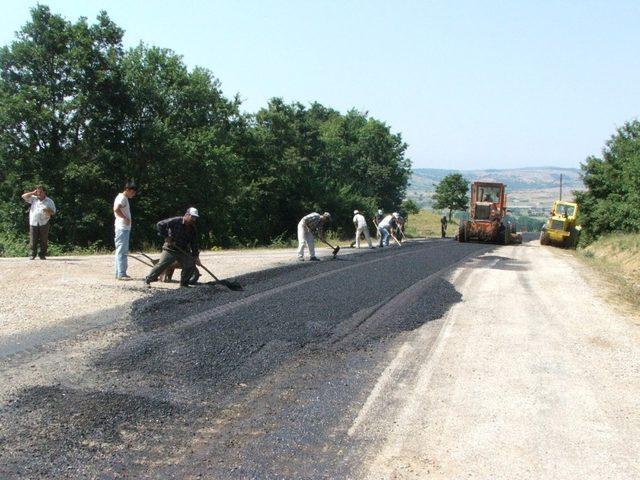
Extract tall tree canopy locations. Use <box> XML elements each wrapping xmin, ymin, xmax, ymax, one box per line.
<box><xmin>0</xmin><ymin>6</ymin><xmax>412</xmax><ymax>254</ymax></box>
<box><xmin>432</xmin><ymin>173</ymin><xmax>469</xmax><ymax>220</ymax></box>
<box><xmin>575</xmin><ymin>120</ymin><xmax>640</xmax><ymax>243</ymax></box>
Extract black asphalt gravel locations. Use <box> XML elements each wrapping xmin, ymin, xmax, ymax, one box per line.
<box><xmin>0</xmin><ymin>240</ymin><xmax>494</xmax><ymax>479</ymax></box>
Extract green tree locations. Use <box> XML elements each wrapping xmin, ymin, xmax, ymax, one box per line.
<box><xmin>0</xmin><ymin>5</ymin><xmax>127</xmax><ymax>248</ymax></box>
<box><xmin>432</xmin><ymin>173</ymin><xmax>469</xmax><ymax>221</ymax></box>
<box><xmin>575</xmin><ymin>120</ymin><xmax>640</xmax><ymax>243</ymax></box>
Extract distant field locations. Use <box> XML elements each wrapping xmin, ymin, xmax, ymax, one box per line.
<box><xmin>407</xmin><ymin>167</ymin><xmax>585</xmax><ymax>210</ymax></box>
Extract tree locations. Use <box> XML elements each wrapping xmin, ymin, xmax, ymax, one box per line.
<box><xmin>574</xmin><ymin>119</ymin><xmax>640</xmax><ymax>243</ymax></box>
<box><xmin>432</xmin><ymin>174</ymin><xmax>469</xmax><ymax>221</ymax></box>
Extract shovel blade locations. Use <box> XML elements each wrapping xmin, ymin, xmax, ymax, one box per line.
<box><xmin>221</xmin><ymin>280</ymin><xmax>244</xmax><ymax>291</ymax></box>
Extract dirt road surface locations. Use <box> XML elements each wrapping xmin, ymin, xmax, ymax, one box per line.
<box><xmin>1</xmin><ymin>237</ymin><xmax>638</xmax><ymax>478</ymax></box>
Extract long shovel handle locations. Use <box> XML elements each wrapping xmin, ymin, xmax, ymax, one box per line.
<box><xmin>127</xmin><ymin>254</ymin><xmax>154</xmax><ymax>268</ymax></box>
<box><xmin>137</xmin><ymin>251</ymin><xmax>158</xmax><ymax>264</ymax></box>
<box><xmin>199</xmin><ymin>263</ymin><xmax>221</xmax><ymax>283</ymax></box>
<box><xmin>390</xmin><ymin>232</ymin><xmax>402</xmax><ymax>247</ymax></box>
<box><xmin>171</xmin><ymin>244</ymin><xmax>241</xmax><ymax>290</ymax></box>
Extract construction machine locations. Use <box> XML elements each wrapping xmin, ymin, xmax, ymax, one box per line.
<box><xmin>457</xmin><ymin>181</ymin><xmax>522</xmax><ymax>244</ymax></box>
<box><xmin>539</xmin><ymin>201</ymin><xmax>581</xmax><ymax>248</ymax></box>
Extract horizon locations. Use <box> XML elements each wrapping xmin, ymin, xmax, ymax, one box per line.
<box><xmin>2</xmin><ymin>1</ymin><xmax>639</xmax><ymax>170</ymax></box>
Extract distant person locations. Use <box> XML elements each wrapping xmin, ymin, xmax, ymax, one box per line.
<box><xmin>373</xmin><ymin>209</ymin><xmax>384</xmax><ymax>239</ymax></box>
<box><xmin>352</xmin><ymin>210</ymin><xmax>373</xmax><ymax>249</ymax></box>
<box><xmin>21</xmin><ymin>186</ymin><xmax>56</xmax><ymax>260</ymax></box>
<box><xmin>393</xmin><ymin>212</ymin><xmax>405</xmax><ymax>241</ymax></box>
<box><xmin>113</xmin><ymin>181</ymin><xmax>138</xmax><ymax>280</ymax></box>
<box><xmin>144</xmin><ymin>208</ymin><xmax>201</xmax><ymax>287</ymax></box>
<box><xmin>297</xmin><ymin>212</ymin><xmax>331</xmax><ymax>261</ymax></box>
<box><xmin>441</xmin><ymin>215</ymin><xmax>448</xmax><ymax>238</ymax></box>
<box><xmin>377</xmin><ymin>213</ymin><xmax>397</xmax><ymax>247</ymax></box>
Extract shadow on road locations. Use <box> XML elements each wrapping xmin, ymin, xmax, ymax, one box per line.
<box><xmin>0</xmin><ymin>242</ymin><xmax>484</xmax><ymax>478</ymax></box>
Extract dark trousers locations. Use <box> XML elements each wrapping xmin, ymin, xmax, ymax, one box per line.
<box><xmin>29</xmin><ymin>223</ymin><xmax>50</xmax><ymax>258</ymax></box>
<box><xmin>146</xmin><ymin>248</ymin><xmax>196</xmax><ymax>286</ymax></box>
<box><xmin>441</xmin><ymin>225</ymin><xmax>447</xmax><ymax>238</ymax></box>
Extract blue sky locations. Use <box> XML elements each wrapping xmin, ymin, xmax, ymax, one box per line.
<box><xmin>2</xmin><ymin>1</ymin><xmax>639</xmax><ymax>170</ymax></box>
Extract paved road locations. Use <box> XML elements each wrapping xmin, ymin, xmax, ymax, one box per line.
<box><xmin>1</xmin><ymin>236</ymin><xmax>638</xmax><ymax>479</ymax></box>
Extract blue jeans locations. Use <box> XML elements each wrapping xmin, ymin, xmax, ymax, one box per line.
<box><xmin>114</xmin><ymin>228</ymin><xmax>130</xmax><ymax>278</ymax></box>
<box><xmin>378</xmin><ymin>226</ymin><xmax>390</xmax><ymax>247</ymax></box>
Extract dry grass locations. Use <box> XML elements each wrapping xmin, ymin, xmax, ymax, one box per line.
<box><xmin>577</xmin><ymin>233</ymin><xmax>640</xmax><ymax>309</ymax></box>
<box><xmin>404</xmin><ymin>210</ymin><xmax>459</xmax><ymax>239</ymax></box>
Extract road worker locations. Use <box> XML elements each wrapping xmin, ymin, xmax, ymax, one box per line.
<box><xmin>392</xmin><ymin>212</ymin><xmax>405</xmax><ymax>242</ymax></box>
<box><xmin>297</xmin><ymin>212</ymin><xmax>331</xmax><ymax>261</ymax></box>
<box><xmin>144</xmin><ymin>207</ymin><xmax>201</xmax><ymax>287</ymax></box>
<box><xmin>377</xmin><ymin>213</ymin><xmax>397</xmax><ymax>247</ymax></box>
<box><xmin>441</xmin><ymin>215</ymin><xmax>448</xmax><ymax>238</ymax></box>
<box><xmin>373</xmin><ymin>209</ymin><xmax>384</xmax><ymax>239</ymax></box>
<box><xmin>352</xmin><ymin>210</ymin><xmax>373</xmax><ymax>249</ymax></box>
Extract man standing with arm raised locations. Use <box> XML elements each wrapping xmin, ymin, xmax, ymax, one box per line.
<box><xmin>21</xmin><ymin>186</ymin><xmax>56</xmax><ymax>260</ymax></box>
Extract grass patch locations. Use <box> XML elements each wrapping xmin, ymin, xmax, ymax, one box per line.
<box><xmin>405</xmin><ymin>210</ymin><xmax>459</xmax><ymax>238</ymax></box>
<box><xmin>577</xmin><ymin>232</ymin><xmax>640</xmax><ymax>308</ymax></box>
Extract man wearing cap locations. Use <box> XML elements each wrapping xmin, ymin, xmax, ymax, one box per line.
<box><xmin>21</xmin><ymin>186</ymin><xmax>56</xmax><ymax>260</ymax></box>
<box><xmin>144</xmin><ymin>208</ymin><xmax>201</xmax><ymax>287</ymax></box>
<box><xmin>113</xmin><ymin>181</ymin><xmax>138</xmax><ymax>280</ymax></box>
<box><xmin>297</xmin><ymin>211</ymin><xmax>331</xmax><ymax>261</ymax></box>
<box><xmin>352</xmin><ymin>210</ymin><xmax>373</xmax><ymax>249</ymax></box>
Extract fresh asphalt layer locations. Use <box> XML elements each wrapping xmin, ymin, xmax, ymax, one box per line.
<box><xmin>0</xmin><ymin>239</ymin><xmax>494</xmax><ymax>478</ymax></box>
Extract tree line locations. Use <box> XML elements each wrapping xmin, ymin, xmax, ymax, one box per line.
<box><xmin>0</xmin><ymin>6</ymin><xmax>411</xmax><ymax>254</ymax></box>
<box><xmin>575</xmin><ymin>119</ymin><xmax>640</xmax><ymax>244</ymax></box>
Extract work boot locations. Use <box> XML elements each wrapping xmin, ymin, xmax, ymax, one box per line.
<box><xmin>309</xmin><ymin>257</ymin><xmax>320</xmax><ymax>261</ymax></box>
<box><xmin>143</xmin><ymin>277</ymin><xmax>152</xmax><ymax>288</ymax></box>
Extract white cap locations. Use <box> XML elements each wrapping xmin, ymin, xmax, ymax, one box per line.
<box><xmin>377</xmin><ymin>209</ymin><xmax>383</xmax><ymax>215</ymax></box>
<box><xmin>323</xmin><ymin>211</ymin><xmax>331</xmax><ymax>219</ymax></box>
<box><xmin>353</xmin><ymin>210</ymin><xmax>359</xmax><ymax>215</ymax></box>
<box><xmin>186</xmin><ymin>207</ymin><xmax>199</xmax><ymax>217</ymax></box>
<box><xmin>393</xmin><ymin>212</ymin><xmax>400</xmax><ymax>218</ymax></box>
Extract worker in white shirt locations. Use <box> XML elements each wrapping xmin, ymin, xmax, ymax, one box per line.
<box><xmin>21</xmin><ymin>186</ymin><xmax>56</xmax><ymax>260</ymax></box>
<box><xmin>377</xmin><ymin>213</ymin><xmax>397</xmax><ymax>248</ymax></box>
<box><xmin>352</xmin><ymin>210</ymin><xmax>373</xmax><ymax>248</ymax></box>
<box><xmin>113</xmin><ymin>181</ymin><xmax>138</xmax><ymax>280</ymax></box>
<box><xmin>297</xmin><ymin>212</ymin><xmax>331</xmax><ymax>261</ymax></box>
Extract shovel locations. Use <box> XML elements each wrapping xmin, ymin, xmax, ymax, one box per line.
<box><xmin>320</xmin><ymin>239</ymin><xmax>340</xmax><ymax>259</ymax></box>
<box><xmin>127</xmin><ymin>253</ymin><xmax>154</xmax><ymax>268</ymax></box>
<box><xmin>172</xmin><ymin>244</ymin><xmax>243</xmax><ymax>291</ymax></box>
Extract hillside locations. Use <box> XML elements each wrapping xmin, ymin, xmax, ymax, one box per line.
<box><xmin>408</xmin><ymin>167</ymin><xmax>585</xmax><ymax>214</ymax></box>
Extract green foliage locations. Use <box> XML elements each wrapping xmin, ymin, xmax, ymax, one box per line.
<box><xmin>432</xmin><ymin>173</ymin><xmax>469</xmax><ymax>220</ymax></box>
<box><xmin>576</xmin><ymin>120</ymin><xmax>640</xmax><ymax>244</ymax></box>
<box><xmin>0</xmin><ymin>7</ymin><xmax>411</xmax><ymax>255</ymax></box>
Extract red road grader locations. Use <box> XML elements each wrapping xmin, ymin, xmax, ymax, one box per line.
<box><xmin>457</xmin><ymin>181</ymin><xmax>522</xmax><ymax>245</ymax></box>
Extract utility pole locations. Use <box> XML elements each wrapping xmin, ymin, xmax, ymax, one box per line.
<box><xmin>559</xmin><ymin>173</ymin><xmax>563</xmax><ymax>200</ymax></box>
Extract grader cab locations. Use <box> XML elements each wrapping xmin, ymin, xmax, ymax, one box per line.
<box><xmin>540</xmin><ymin>201</ymin><xmax>581</xmax><ymax>248</ymax></box>
<box><xmin>457</xmin><ymin>181</ymin><xmax>521</xmax><ymax>244</ymax></box>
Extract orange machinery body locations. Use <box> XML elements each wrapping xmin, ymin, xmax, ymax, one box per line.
<box><xmin>459</xmin><ymin>182</ymin><xmax>512</xmax><ymax>244</ymax></box>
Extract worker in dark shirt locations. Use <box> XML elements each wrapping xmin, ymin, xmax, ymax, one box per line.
<box><xmin>144</xmin><ymin>207</ymin><xmax>201</xmax><ymax>288</ymax></box>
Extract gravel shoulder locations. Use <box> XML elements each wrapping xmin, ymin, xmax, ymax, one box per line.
<box><xmin>362</xmin><ymin>240</ymin><xmax>640</xmax><ymax>479</ymax></box>
<box><xmin>0</xmin><ymin>245</ymin><xmax>371</xmax><ymax>339</ymax></box>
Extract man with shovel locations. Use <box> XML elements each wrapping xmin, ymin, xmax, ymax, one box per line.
<box><xmin>352</xmin><ymin>210</ymin><xmax>373</xmax><ymax>249</ymax></box>
<box><xmin>377</xmin><ymin>213</ymin><xmax>398</xmax><ymax>248</ymax></box>
<box><xmin>144</xmin><ymin>207</ymin><xmax>201</xmax><ymax>288</ymax></box>
<box><xmin>297</xmin><ymin>211</ymin><xmax>331</xmax><ymax>261</ymax></box>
